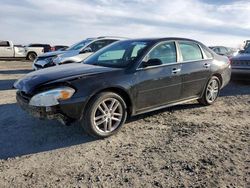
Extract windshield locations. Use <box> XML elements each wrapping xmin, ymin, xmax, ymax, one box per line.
<box><xmin>84</xmin><ymin>40</ymin><xmax>152</xmax><ymax>68</ymax></box>
<box><xmin>244</xmin><ymin>45</ymin><xmax>250</xmax><ymax>53</ymax></box>
<box><xmin>67</xmin><ymin>39</ymin><xmax>93</xmax><ymax>51</ymax></box>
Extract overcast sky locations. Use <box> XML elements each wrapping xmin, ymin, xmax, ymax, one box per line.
<box><xmin>0</xmin><ymin>0</ymin><xmax>249</xmax><ymax>47</ymax></box>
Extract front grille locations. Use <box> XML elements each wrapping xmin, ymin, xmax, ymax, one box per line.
<box><xmin>231</xmin><ymin>60</ymin><xmax>250</xmax><ymax>67</ymax></box>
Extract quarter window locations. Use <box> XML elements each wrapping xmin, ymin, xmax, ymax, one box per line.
<box><xmin>147</xmin><ymin>42</ymin><xmax>177</xmax><ymax>64</ymax></box>
<box><xmin>179</xmin><ymin>42</ymin><xmax>203</xmax><ymax>61</ymax></box>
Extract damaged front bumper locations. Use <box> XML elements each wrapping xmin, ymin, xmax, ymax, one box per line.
<box><xmin>16</xmin><ymin>91</ymin><xmax>79</xmax><ymax>125</ymax></box>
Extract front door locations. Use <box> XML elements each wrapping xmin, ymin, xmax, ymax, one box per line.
<box><xmin>135</xmin><ymin>41</ymin><xmax>182</xmax><ymax>112</ymax></box>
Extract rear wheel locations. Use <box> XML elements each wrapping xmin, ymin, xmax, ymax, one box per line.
<box><xmin>81</xmin><ymin>92</ymin><xmax>127</xmax><ymax>138</ymax></box>
<box><xmin>198</xmin><ymin>76</ymin><xmax>220</xmax><ymax>105</ymax></box>
<box><xmin>27</xmin><ymin>52</ymin><xmax>37</xmax><ymax>61</ymax></box>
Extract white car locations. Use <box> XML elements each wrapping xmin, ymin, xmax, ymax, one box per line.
<box><xmin>33</xmin><ymin>37</ymin><xmax>126</xmax><ymax>70</ymax></box>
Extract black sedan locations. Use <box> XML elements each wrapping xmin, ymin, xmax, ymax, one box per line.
<box><xmin>14</xmin><ymin>38</ymin><xmax>231</xmax><ymax>138</ymax></box>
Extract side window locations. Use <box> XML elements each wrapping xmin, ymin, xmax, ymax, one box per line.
<box><xmin>179</xmin><ymin>42</ymin><xmax>203</xmax><ymax>61</ymax></box>
<box><xmin>0</xmin><ymin>41</ymin><xmax>10</xmax><ymax>47</ymax></box>
<box><xmin>213</xmin><ymin>48</ymin><xmax>220</xmax><ymax>53</ymax></box>
<box><xmin>147</xmin><ymin>42</ymin><xmax>177</xmax><ymax>64</ymax></box>
<box><xmin>88</xmin><ymin>40</ymin><xmax>116</xmax><ymax>52</ymax></box>
<box><xmin>220</xmin><ymin>47</ymin><xmax>228</xmax><ymax>54</ymax></box>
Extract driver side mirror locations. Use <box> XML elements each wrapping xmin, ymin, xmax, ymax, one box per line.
<box><xmin>80</xmin><ymin>47</ymin><xmax>92</xmax><ymax>54</ymax></box>
<box><xmin>142</xmin><ymin>58</ymin><xmax>162</xmax><ymax>68</ymax></box>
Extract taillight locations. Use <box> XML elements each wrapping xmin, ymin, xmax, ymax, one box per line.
<box><xmin>51</xmin><ymin>47</ymin><xmax>55</xmax><ymax>51</ymax></box>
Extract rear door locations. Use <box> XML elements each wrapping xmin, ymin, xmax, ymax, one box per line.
<box><xmin>0</xmin><ymin>41</ymin><xmax>13</xmax><ymax>57</ymax></box>
<box><xmin>177</xmin><ymin>41</ymin><xmax>212</xmax><ymax>99</ymax></box>
<box><xmin>135</xmin><ymin>41</ymin><xmax>182</xmax><ymax>112</ymax></box>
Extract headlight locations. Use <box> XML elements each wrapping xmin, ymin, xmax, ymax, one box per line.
<box><xmin>29</xmin><ymin>87</ymin><xmax>75</xmax><ymax>107</ymax></box>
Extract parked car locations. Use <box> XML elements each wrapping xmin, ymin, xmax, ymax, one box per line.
<box><xmin>14</xmin><ymin>38</ymin><xmax>231</xmax><ymax>138</ymax></box>
<box><xmin>0</xmin><ymin>40</ymin><xmax>26</xmax><ymax>58</ymax></box>
<box><xmin>24</xmin><ymin>44</ymin><xmax>51</xmax><ymax>61</ymax></box>
<box><xmin>51</xmin><ymin>45</ymin><xmax>69</xmax><ymax>51</ymax></box>
<box><xmin>209</xmin><ymin>46</ymin><xmax>235</xmax><ymax>58</ymax></box>
<box><xmin>32</xmin><ymin>37</ymin><xmax>125</xmax><ymax>70</ymax></box>
<box><xmin>230</xmin><ymin>45</ymin><xmax>250</xmax><ymax>80</ymax></box>
<box><xmin>26</xmin><ymin>44</ymin><xmax>51</xmax><ymax>53</ymax></box>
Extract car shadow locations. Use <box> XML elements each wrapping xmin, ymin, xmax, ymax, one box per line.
<box><xmin>0</xmin><ymin>69</ymin><xmax>31</xmax><ymax>74</ymax></box>
<box><xmin>0</xmin><ymin>79</ymin><xmax>17</xmax><ymax>90</ymax></box>
<box><xmin>0</xmin><ymin>103</ymin><xmax>96</xmax><ymax>159</ymax></box>
<box><xmin>127</xmin><ymin>102</ymin><xmax>203</xmax><ymax>123</ymax></box>
<box><xmin>220</xmin><ymin>80</ymin><xmax>250</xmax><ymax>96</ymax></box>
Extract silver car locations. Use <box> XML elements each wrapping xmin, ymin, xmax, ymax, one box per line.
<box><xmin>33</xmin><ymin>37</ymin><xmax>125</xmax><ymax>70</ymax></box>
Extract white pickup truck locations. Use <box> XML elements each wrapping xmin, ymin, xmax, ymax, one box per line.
<box><xmin>0</xmin><ymin>40</ymin><xmax>44</xmax><ymax>61</ymax></box>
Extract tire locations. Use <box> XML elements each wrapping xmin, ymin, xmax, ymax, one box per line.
<box><xmin>27</xmin><ymin>52</ymin><xmax>37</xmax><ymax>61</ymax></box>
<box><xmin>198</xmin><ymin>76</ymin><xmax>221</xmax><ymax>105</ymax></box>
<box><xmin>81</xmin><ymin>92</ymin><xmax>127</xmax><ymax>138</ymax></box>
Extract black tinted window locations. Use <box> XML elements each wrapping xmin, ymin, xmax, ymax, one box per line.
<box><xmin>88</xmin><ymin>40</ymin><xmax>117</xmax><ymax>52</ymax></box>
<box><xmin>147</xmin><ymin>42</ymin><xmax>177</xmax><ymax>64</ymax></box>
<box><xmin>0</xmin><ymin>41</ymin><xmax>10</xmax><ymax>47</ymax></box>
<box><xmin>179</xmin><ymin>42</ymin><xmax>203</xmax><ymax>61</ymax></box>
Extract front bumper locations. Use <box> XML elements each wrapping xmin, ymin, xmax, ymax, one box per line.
<box><xmin>16</xmin><ymin>91</ymin><xmax>85</xmax><ymax>125</ymax></box>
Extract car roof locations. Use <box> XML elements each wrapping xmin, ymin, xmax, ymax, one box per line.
<box><xmin>121</xmin><ymin>37</ymin><xmax>204</xmax><ymax>44</ymax></box>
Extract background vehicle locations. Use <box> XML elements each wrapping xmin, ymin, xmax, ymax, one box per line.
<box><xmin>209</xmin><ymin>46</ymin><xmax>236</xmax><ymax>58</ymax></box>
<box><xmin>51</xmin><ymin>45</ymin><xmax>69</xmax><ymax>51</ymax></box>
<box><xmin>0</xmin><ymin>40</ymin><xmax>26</xmax><ymax>58</ymax></box>
<box><xmin>15</xmin><ymin>38</ymin><xmax>231</xmax><ymax>138</ymax></box>
<box><xmin>230</xmin><ymin>45</ymin><xmax>250</xmax><ymax>80</ymax></box>
<box><xmin>26</xmin><ymin>44</ymin><xmax>51</xmax><ymax>53</ymax></box>
<box><xmin>33</xmin><ymin>36</ymin><xmax>126</xmax><ymax>70</ymax></box>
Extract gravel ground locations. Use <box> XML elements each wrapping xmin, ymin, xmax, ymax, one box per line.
<box><xmin>0</xmin><ymin>61</ymin><xmax>249</xmax><ymax>187</ymax></box>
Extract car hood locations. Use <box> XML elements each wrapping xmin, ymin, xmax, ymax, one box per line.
<box><xmin>231</xmin><ymin>53</ymin><xmax>250</xmax><ymax>61</ymax></box>
<box><xmin>57</xmin><ymin>50</ymin><xmax>80</xmax><ymax>58</ymax></box>
<box><xmin>38</xmin><ymin>50</ymin><xmax>66</xmax><ymax>58</ymax></box>
<box><xmin>14</xmin><ymin>63</ymin><xmax>120</xmax><ymax>94</ymax></box>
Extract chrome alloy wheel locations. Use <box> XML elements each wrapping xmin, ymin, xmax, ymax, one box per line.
<box><xmin>93</xmin><ymin>98</ymin><xmax>123</xmax><ymax>133</ymax></box>
<box><xmin>206</xmin><ymin>79</ymin><xmax>219</xmax><ymax>103</ymax></box>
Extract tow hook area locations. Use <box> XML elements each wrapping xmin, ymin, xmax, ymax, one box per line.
<box><xmin>45</xmin><ymin>107</ymin><xmax>72</xmax><ymax>126</ymax></box>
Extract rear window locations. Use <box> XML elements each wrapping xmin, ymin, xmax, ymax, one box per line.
<box><xmin>0</xmin><ymin>41</ymin><xmax>10</xmax><ymax>47</ymax></box>
<box><xmin>179</xmin><ymin>42</ymin><xmax>203</xmax><ymax>61</ymax></box>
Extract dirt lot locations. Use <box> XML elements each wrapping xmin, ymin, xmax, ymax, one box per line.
<box><xmin>0</xmin><ymin>60</ymin><xmax>249</xmax><ymax>187</ymax></box>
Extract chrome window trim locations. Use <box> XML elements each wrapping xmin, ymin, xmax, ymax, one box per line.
<box><xmin>136</xmin><ymin>40</ymin><xmax>213</xmax><ymax>71</ymax></box>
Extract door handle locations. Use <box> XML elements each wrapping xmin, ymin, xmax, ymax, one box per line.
<box><xmin>172</xmin><ymin>68</ymin><xmax>181</xmax><ymax>74</ymax></box>
<box><xmin>203</xmin><ymin>63</ymin><xmax>211</xmax><ymax>68</ymax></box>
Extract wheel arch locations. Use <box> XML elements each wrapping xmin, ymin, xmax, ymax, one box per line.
<box><xmin>86</xmin><ymin>86</ymin><xmax>133</xmax><ymax>117</ymax></box>
<box><xmin>212</xmin><ymin>73</ymin><xmax>223</xmax><ymax>88</ymax></box>
<box><xmin>26</xmin><ymin>51</ymin><xmax>37</xmax><ymax>59</ymax></box>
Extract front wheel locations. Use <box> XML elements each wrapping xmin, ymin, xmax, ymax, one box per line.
<box><xmin>198</xmin><ymin>76</ymin><xmax>220</xmax><ymax>105</ymax></box>
<box><xmin>81</xmin><ymin>92</ymin><xmax>127</xmax><ymax>138</ymax></box>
